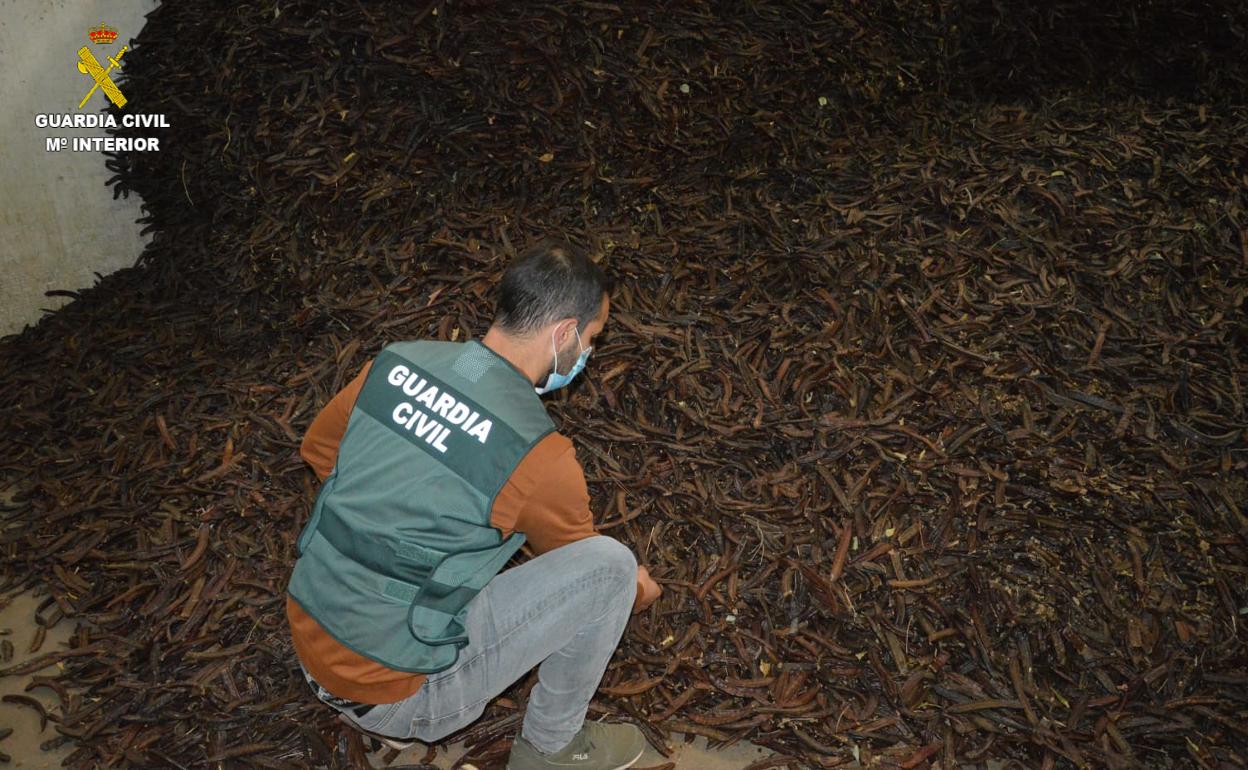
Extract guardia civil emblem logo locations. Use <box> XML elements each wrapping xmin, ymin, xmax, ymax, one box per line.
<box><xmin>77</xmin><ymin>23</ymin><xmax>127</xmax><ymax>109</ymax></box>
<box><xmin>35</xmin><ymin>21</ymin><xmax>167</xmax><ymax>152</ymax></box>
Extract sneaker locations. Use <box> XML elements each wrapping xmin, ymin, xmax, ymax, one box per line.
<box><xmin>507</xmin><ymin>721</ymin><xmax>645</xmax><ymax>770</ymax></box>
<box><xmin>337</xmin><ymin>713</ymin><xmax>417</xmax><ymax>751</ymax></box>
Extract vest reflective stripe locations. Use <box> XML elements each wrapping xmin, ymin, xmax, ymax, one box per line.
<box><xmin>288</xmin><ymin>340</ymin><xmax>554</xmax><ymax>673</ymax></box>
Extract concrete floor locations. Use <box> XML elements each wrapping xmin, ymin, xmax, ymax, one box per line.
<box><xmin>0</xmin><ymin>589</ymin><xmax>75</xmax><ymax>769</ymax></box>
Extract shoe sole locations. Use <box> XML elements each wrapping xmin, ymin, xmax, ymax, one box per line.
<box><xmin>507</xmin><ymin>744</ymin><xmax>644</xmax><ymax>770</ymax></box>
<box><xmin>615</xmin><ymin>745</ymin><xmax>645</xmax><ymax>770</ymax></box>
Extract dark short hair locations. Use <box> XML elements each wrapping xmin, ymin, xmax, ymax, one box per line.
<box><xmin>494</xmin><ymin>240</ymin><xmax>610</xmax><ymax>336</ymax></box>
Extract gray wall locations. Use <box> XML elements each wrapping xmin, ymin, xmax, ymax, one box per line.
<box><xmin>0</xmin><ymin>0</ymin><xmax>159</xmax><ymax>338</ymax></box>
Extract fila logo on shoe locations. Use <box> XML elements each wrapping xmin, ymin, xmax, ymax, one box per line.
<box><xmin>571</xmin><ymin>753</ymin><xmax>589</xmax><ymax>761</ymax></box>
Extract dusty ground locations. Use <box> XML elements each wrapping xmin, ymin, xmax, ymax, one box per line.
<box><xmin>0</xmin><ymin>589</ymin><xmax>75</xmax><ymax>768</ymax></box>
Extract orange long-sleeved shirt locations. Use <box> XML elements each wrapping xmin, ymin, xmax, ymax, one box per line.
<box><xmin>287</xmin><ymin>357</ymin><xmax>646</xmax><ymax>704</ymax></box>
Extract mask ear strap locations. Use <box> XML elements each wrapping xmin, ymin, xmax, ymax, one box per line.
<box><xmin>550</xmin><ymin>328</ymin><xmax>560</xmax><ymax>372</ymax></box>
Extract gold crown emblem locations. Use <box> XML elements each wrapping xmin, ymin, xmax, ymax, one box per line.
<box><xmin>88</xmin><ymin>22</ymin><xmax>118</xmax><ymax>45</ymax></box>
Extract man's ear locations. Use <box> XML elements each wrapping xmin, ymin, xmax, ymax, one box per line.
<box><xmin>556</xmin><ymin>317</ymin><xmax>578</xmax><ymax>347</ymax></box>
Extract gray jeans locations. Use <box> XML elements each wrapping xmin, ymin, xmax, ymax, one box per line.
<box><xmin>303</xmin><ymin>535</ymin><xmax>638</xmax><ymax>754</ymax></box>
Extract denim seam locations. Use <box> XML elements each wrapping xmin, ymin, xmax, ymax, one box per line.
<box><xmin>430</xmin><ymin>565</ymin><xmax>623</xmax><ymax>681</ymax></box>
<box><xmin>411</xmin><ymin>567</ymin><xmax>630</xmax><ymax>724</ymax></box>
<box><xmin>360</xmin><ymin>700</ymin><xmax>403</xmax><ymax>732</ymax></box>
<box><xmin>584</xmin><ymin>568</ymin><xmax>637</xmax><ymax>626</ymax></box>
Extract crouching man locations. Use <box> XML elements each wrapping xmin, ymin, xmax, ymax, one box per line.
<box><xmin>285</xmin><ymin>241</ymin><xmax>661</xmax><ymax>770</ymax></box>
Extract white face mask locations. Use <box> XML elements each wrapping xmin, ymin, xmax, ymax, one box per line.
<box><xmin>535</xmin><ymin>327</ymin><xmax>592</xmax><ymax>395</ymax></box>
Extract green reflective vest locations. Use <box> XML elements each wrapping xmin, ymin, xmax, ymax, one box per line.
<box><xmin>287</xmin><ymin>340</ymin><xmax>555</xmax><ymax>673</ymax></box>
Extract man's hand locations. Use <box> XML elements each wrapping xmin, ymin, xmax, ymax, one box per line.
<box><xmin>633</xmin><ymin>565</ymin><xmax>662</xmax><ymax>613</ymax></box>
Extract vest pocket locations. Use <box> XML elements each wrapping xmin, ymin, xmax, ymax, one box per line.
<box><xmin>401</xmin><ymin>533</ymin><xmax>526</xmax><ymax>646</ymax></box>
<box><xmin>406</xmin><ymin>589</ymin><xmax>470</xmax><ymax>647</ymax></box>
<box><xmin>315</xmin><ymin>502</ymin><xmax>445</xmax><ymax>585</ymax></box>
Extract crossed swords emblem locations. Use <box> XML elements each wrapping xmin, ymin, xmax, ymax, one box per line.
<box><xmin>77</xmin><ymin>45</ymin><xmax>128</xmax><ymax>109</ymax></box>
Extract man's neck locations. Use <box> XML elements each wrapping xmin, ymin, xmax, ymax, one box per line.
<box><xmin>481</xmin><ymin>326</ymin><xmax>546</xmax><ymax>386</ymax></box>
